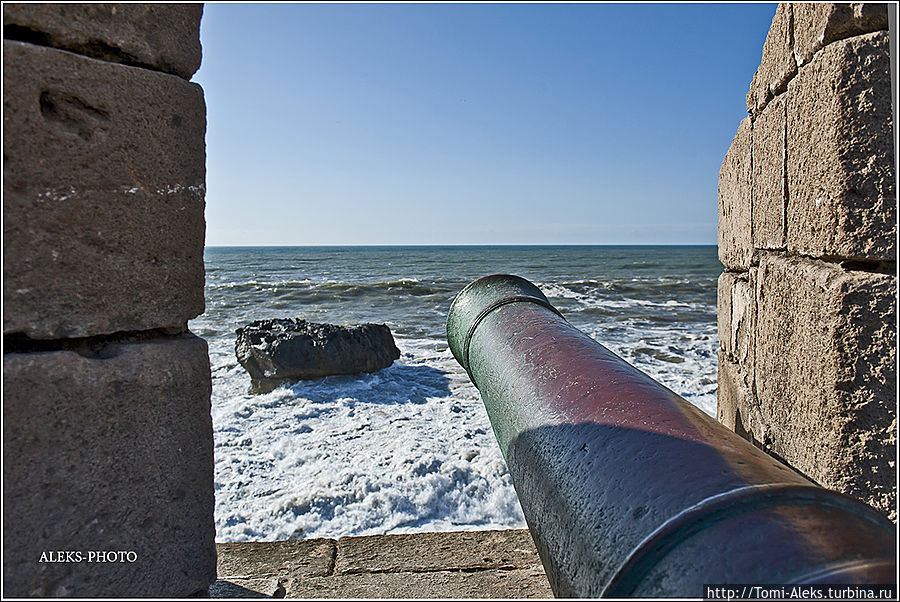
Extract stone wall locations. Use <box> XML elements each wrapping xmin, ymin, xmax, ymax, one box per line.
<box><xmin>717</xmin><ymin>3</ymin><xmax>896</xmax><ymax>520</ymax></box>
<box><xmin>2</xmin><ymin>4</ymin><xmax>215</xmax><ymax>596</ymax></box>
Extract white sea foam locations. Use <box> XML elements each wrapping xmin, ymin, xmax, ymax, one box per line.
<box><xmin>538</xmin><ymin>282</ymin><xmax>711</xmax><ymax>313</ymax></box>
<box><xmin>208</xmin><ymin>336</ymin><xmax>525</xmax><ymax>542</ymax></box>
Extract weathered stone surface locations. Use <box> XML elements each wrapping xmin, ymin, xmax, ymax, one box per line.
<box><xmin>751</xmin><ymin>94</ymin><xmax>786</xmax><ymax>250</ymax></box>
<box><xmin>216</xmin><ymin>539</ymin><xmax>336</xmax><ymax>580</ymax></box>
<box><xmin>718</xmin><ymin>118</ymin><xmax>753</xmax><ymax>269</ymax></box>
<box><xmin>716</xmin><ymin>354</ymin><xmax>739</xmax><ymax>431</ymax></box>
<box><xmin>717</xmin><ymin>269</ymin><xmax>761</xmax><ymax>445</ymax></box>
<box><xmin>732</xmin><ymin>272</ymin><xmax>755</xmax><ymax>369</ymax></box>
<box><xmin>235</xmin><ymin>319</ymin><xmax>401</xmax><ymax>389</ymax></box>
<box><xmin>717</xmin><ymin>271</ymin><xmax>739</xmax><ymax>356</ymax></box>
<box><xmin>717</xmin><ymin>270</ymin><xmax>756</xmax><ymax>370</ymax></box>
<box><xmin>3</xmin><ymin>3</ymin><xmax>203</xmax><ymax>79</ymax></box>
<box><xmin>2</xmin><ymin>335</ymin><xmax>216</xmax><ymax>596</ymax></box>
<box><xmin>3</xmin><ymin>40</ymin><xmax>206</xmax><ymax>339</ymax></box>
<box><xmin>717</xmin><ymin>352</ymin><xmax>761</xmax><ymax>445</ymax></box>
<box><xmin>335</xmin><ymin>529</ymin><xmax>541</xmax><ymax>575</ymax></box>
<box><xmin>785</xmin><ymin>31</ymin><xmax>894</xmax><ymax>261</ymax></box>
<box><xmin>754</xmin><ymin>253</ymin><xmax>896</xmax><ymax>520</ymax></box>
<box><xmin>209</xmin><ymin>579</ymin><xmax>283</xmax><ymax>598</ymax></box>
<box><xmin>793</xmin><ymin>3</ymin><xmax>889</xmax><ymax>66</ymax></box>
<box><xmin>747</xmin><ymin>3</ymin><xmax>796</xmax><ymax>116</ymax></box>
<box><xmin>286</xmin><ymin>568</ymin><xmax>552</xmax><ymax>599</ymax></box>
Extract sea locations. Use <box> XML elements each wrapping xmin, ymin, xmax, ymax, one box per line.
<box><xmin>189</xmin><ymin>245</ymin><xmax>722</xmax><ymax>542</ymax></box>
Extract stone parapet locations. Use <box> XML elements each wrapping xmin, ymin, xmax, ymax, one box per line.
<box><xmin>717</xmin><ymin>3</ymin><xmax>895</xmax><ymax>521</ymax></box>
<box><xmin>2</xmin><ymin>335</ymin><xmax>216</xmax><ymax>597</ymax></box>
<box><xmin>723</xmin><ymin>14</ymin><xmax>893</xmax><ymax>266</ymax></box>
<box><xmin>2</xmin><ymin>3</ymin><xmax>203</xmax><ymax>79</ymax></box>
<box><xmin>747</xmin><ymin>3</ymin><xmax>889</xmax><ymax>116</ymax></box>
<box><xmin>2</xmin><ymin>4</ymin><xmax>213</xmax><ymax>597</ymax></box>
<box><xmin>719</xmin><ymin>254</ymin><xmax>897</xmax><ymax>521</ymax></box>
<box><xmin>2</xmin><ymin>39</ymin><xmax>206</xmax><ymax>339</ymax></box>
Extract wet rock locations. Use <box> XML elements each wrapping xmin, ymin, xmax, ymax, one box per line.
<box><xmin>235</xmin><ymin>318</ymin><xmax>401</xmax><ymax>392</ymax></box>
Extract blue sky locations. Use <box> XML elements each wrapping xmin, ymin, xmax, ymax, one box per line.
<box><xmin>196</xmin><ymin>3</ymin><xmax>776</xmax><ymax>246</ymax></box>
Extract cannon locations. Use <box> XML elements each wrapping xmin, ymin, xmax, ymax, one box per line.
<box><xmin>446</xmin><ymin>274</ymin><xmax>895</xmax><ymax>598</ymax></box>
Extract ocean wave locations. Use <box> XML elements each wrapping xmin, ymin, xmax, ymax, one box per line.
<box><xmin>538</xmin><ymin>282</ymin><xmax>713</xmax><ymax>313</ymax></box>
<box><xmin>209</xmin><ymin>278</ymin><xmax>454</xmax><ymax>299</ymax></box>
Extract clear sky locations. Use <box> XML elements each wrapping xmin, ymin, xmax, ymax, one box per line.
<box><xmin>195</xmin><ymin>2</ymin><xmax>777</xmax><ymax>246</ymax></box>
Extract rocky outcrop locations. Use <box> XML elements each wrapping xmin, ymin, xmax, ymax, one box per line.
<box><xmin>235</xmin><ymin>319</ymin><xmax>401</xmax><ymax>391</ymax></box>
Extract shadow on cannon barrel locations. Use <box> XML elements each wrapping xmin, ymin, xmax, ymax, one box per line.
<box><xmin>446</xmin><ymin>274</ymin><xmax>896</xmax><ymax>598</ymax></box>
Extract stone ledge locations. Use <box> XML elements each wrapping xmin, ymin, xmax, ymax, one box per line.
<box><xmin>210</xmin><ymin>529</ymin><xmax>552</xmax><ymax>599</ymax></box>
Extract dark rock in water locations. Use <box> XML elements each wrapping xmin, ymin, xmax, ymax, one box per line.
<box><xmin>235</xmin><ymin>318</ymin><xmax>401</xmax><ymax>393</ymax></box>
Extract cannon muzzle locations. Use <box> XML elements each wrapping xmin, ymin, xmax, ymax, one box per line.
<box><xmin>447</xmin><ymin>274</ymin><xmax>895</xmax><ymax>598</ymax></box>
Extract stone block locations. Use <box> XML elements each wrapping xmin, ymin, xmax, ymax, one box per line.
<box><xmin>3</xmin><ymin>40</ymin><xmax>206</xmax><ymax>339</ymax></box>
<box><xmin>751</xmin><ymin>94</ymin><xmax>787</xmax><ymax>250</ymax></box>
<box><xmin>717</xmin><ymin>351</ymin><xmax>742</xmax><ymax>432</ymax></box>
<box><xmin>793</xmin><ymin>3</ymin><xmax>889</xmax><ymax>66</ymax></box>
<box><xmin>747</xmin><ymin>3</ymin><xmax>796</xmax><ymax>116</ymax></box>
<box><xmin>786</xmin><ymin>31</ymin><xmax>894</xmax><ymax>261</ymax></box>
<box><xmin>755</xmin><ymin>253</ymin><xmax>896</xmax><ymax>520</ymax></box>
<box><xmin>335</xmin><ymin>529</ymin><xmax>541</xmax><ymax>575</ymax></box>
<box><xmin>2</xmin><ymin>334</ymin><xmax>215</xmax><ymax>596</ymax></box>
<box><xmin>718</xmin><ymin>118</ymin><xmax>753</xmax><ymax>270</ymax></box>
<box><xmin>2</xmin><ymin>3</ymin><xmax>203</xmax><ymax>79</ymax></box>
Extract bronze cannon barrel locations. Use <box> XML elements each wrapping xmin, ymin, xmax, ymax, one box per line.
<box><xmin>446</xmin><ymin>274</ymin><xmax>895</xmax><ymax>598</ymax></box>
